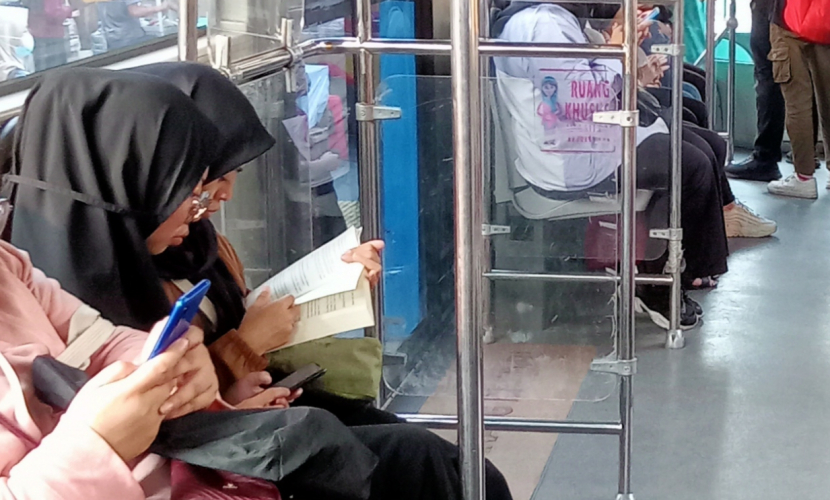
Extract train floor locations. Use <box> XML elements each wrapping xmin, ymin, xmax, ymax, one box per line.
<box><xmin>389</xmin><ymin>155</ymin><xmax>830</xmax><ymax>499</ymax></box>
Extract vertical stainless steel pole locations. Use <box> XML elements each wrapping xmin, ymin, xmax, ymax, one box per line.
<box><xmin>666</xmin><ymin>0</ymin><xmax>686</xmax><ymax>350</ymax></box>
<box><xmin>705</xmin><ymin>0</ymin><xmax>717</xmax><ymax>128</ymax></box>
<box><xmin>726</xmin><ymin>0</ymin><xmax>737</xmax><ymax>162</ymax></box>
<box><xmin>479</xmin><ymin>0</ymin><xmax>493</xmax><ymax>346</ymax></box>
<box><xmin>618</xmin><ymin>0</ymin><xmax>638</xmax><ymax>495</ymax></box>
<box><xmin>177</xmin><ymin>0</ymin><xmax>198</xmax><ymax>61</ymax></box>
<box><xmin>451</xmin><ymin>0</ymin><xmax>485</xmax><ymax>496</ymax></box>
<box><xmin>355</xmin><ymin>0</ymin><xmax>386</xmax><ymax>400</ymax></box>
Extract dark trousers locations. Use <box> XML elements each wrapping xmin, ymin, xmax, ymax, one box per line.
<box><xmin>532</xmin><ymin>124</ymin><xmax>730</xmax><ymax>280</ymax></box>
<box><xmin>290</xmin><ymin>392</ymin><xmax>513</xmax><ymax>500</ymax></box>
<box><xmin>638</xmin><ymin>127</ymin><xmax>730</xmax><ymax>280</ymax></box>
<box><xmin>350</xmin><ymin>425</ymin><xmax>513</xmax><ymax>500</ymax></box>
<box><xmin>750</xmin><ymin>0</ymin><xmax>786</xmax><ymax>162</ymax></box>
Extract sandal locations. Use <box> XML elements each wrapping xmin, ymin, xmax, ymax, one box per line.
<box><xmin>686</xmin><ymin>276</ymin><xmax>718</xmax><ymax>289</ymax></box>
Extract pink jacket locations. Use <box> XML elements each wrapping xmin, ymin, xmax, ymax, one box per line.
<box><xmin>0</xmin><ymin>240</ymin><xmax>162</xmax><ymax>500</ymax></box>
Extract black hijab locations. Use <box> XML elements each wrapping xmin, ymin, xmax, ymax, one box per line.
<box><xmin>9</xmin><ymin>67</ymin><xmax>221</xmax><ymax>330</ymax></box>
<box><xmin>131</xmin><ymin>62</ymin><xmax>277</xmax><ymax>342</ymax></box>
<box><xmin>129</xmin><ymin>62</ymin><xmax>276</xmax><ymax>182</ymax></box>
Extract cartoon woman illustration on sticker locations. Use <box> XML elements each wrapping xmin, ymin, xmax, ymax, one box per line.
<box><xmin>537</xmin><ymin>76</ymin><xmax>563</xmax><ymax>133</ymax></box>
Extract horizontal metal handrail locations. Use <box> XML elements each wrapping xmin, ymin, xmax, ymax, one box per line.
<box><xmin>227</xmin><ymin>37</ymin><xmax>628</xmax><ymax>84</ymax></box>
<box><xmin>486</xmin><ymin>270</ymin><xmax>674</xmax><ymax>286</ymax></box>
<box><xmin>399</xmin><ymin>413</ymin><xmax>623</xmax><ymax>435</ymax></box>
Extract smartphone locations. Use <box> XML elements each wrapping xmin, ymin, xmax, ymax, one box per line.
<box><xmin>271</xmin><ymin>364</ymin><xmax>327</xmax><ymax>392</ymax></box>
<box><xmin>146</xmin><ymin>279</ymin><xmax>211</xmax><ymax>360</ymax></box>
<box><xmin>645</xmin><ymin>8</ymin><xmax>660</xmax><ymax>21</ymax></box>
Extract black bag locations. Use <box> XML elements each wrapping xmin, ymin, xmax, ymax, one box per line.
<box><xmin>32</xmin><ymin>356</ymin><xmax>379</xmax><ymax>500</ymax></box>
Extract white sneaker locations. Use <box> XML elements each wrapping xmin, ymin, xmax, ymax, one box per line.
<box><xmin>768</xmin><ymin>174</ymin><xmax>818</xmax><ymax>199</ymax></box>
<box><xmin>724</xmin><ymin>201</ymin><xmax>777</xmax><ymax>238</ymax></box>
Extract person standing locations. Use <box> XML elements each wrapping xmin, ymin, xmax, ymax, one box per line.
<box><xmin>724</xmin><ymin>0</ymin><xmax>786</xmax><ymax>181</ymax></box>
<box><xmin>97</xmin><ymin>0</ymin><xmax>170</xmax><ymax>51</ymax></box>
<box><xmin>26</xmin><ymin>0</ymin><xmax>72</xmax><ymax>71</ymax></box>
<box><xmin>766</xmin><ymin>0</ymin><xmax>830</xmax><ymax>198</ymax></box>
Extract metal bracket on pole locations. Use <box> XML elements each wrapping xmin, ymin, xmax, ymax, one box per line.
<box><xmin>355</xmin><ymin>104</ymin><xmax>403</xmax><ymax>122</ymax></box>
<box><xmin>591</xmin><ymin>358</ymin><xmax>638</xmax><ymax>376</ymax></box>
<box><xmin>593</xmin><ymin>110</ymin><xmax>639</xmax><ymax>128</ymax></box>
<box><xmin>481</xmin><ymin>224</ymin><xmax>510</xmax><ymax>236</ymax></box>
<box><xmin>280</xmin><ymin>19</ymin><xmax>301</xmax><ymax>92</ymax></box>
<box><xmin>651</xmin><ymin>44</ymin><xmax>684</xmax><ymax>57</ymax></box>
<box><xmin>649</xmin><ymin>228</ymin><xmax>683</xmax><ymax>241</ymax></box>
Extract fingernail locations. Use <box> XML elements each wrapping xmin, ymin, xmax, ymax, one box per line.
<box><xmin>173</xmin><ymin>338</ymin><xmax>190</xmax><ymax>352</ymax></box>
<box><xmin>159</xmin><ymin>402</ymin><xmax>174</xmax><ymax>415</ymax></box>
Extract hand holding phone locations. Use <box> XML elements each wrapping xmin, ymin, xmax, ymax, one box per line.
<box><xmin>145</xmin><ymin>279</ymin><xmax>211</xmax><ymax>360</ymax></box>
<box><xmin>270</xmin><ymin>364</ymin><xmax>327</xmax><ymax>392</ymax></box>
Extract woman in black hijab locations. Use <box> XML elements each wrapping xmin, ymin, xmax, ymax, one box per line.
<box><xmin>131</xmin><ymin>63</ymin><xmax>514</xmax><ymax>500</ymax></box>
<box><xmin>8</xmin><ymin>67</ymin><xmax>220</xmax><ymax>331</ymax></box>
<box><xmin>133</xmin><ymin>63</ymin><xmax>388</xmax><ymax>408</ymax></box>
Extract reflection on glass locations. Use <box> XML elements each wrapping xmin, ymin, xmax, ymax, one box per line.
<box><xmin>0</xmin><ymin>0</ymin><xmax>209</xmax><ymax>84</ymax></box>
<box><xmin>0</xmin><ymin>4</ymin><xmax>33</xmax><ymax>80</ymax></box>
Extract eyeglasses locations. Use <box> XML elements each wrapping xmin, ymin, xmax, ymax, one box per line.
<box><xmin>185</xmin><ymin>191</ymin><xmax>210</xmax><ymax>223</ymax></box>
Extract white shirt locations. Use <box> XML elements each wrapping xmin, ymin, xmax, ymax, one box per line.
<box><xmin>495</xmin><ymin>4</ymin><xmax>668</xmax><ymax>192</ymax></box>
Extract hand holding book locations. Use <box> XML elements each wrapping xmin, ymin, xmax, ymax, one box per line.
<box><xmin>238</xmin><ymin>292</ymin><xmax>301</xmax><ymax>355</ymax></box>
<box><xmin>246</xmin><ymin>227</ymin><xmax>380</xmax><ymax>352</ymax></box>
<box><xmin>340</xmin><ymin>240</ymin><xmax>384</xmax><ymax>287</ymax></box>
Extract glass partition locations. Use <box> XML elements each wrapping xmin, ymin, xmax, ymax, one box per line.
<box><xmin>373</xmin><ymin>73</ymin><xmax>668</xmax><ymax>408</ymax></box>
<box><xmin>217</xmin><ymin>69</ymin><xmax>317</xmax><ymax>287</ymax></box>
<box><xmin>372</xmin><ymin>72</ymin><xmax>665</xmax><ymax>499</ymax></box>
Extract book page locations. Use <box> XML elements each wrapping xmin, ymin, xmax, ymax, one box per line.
<box><xmin>247</xmin><ymin>227</ymin><xmax>363</xmax><ymax>307</ymax></box>
<box><xmin>269</xmin><ymin>275</ymin><xmax>375</xmax><ymax>351</ymax></box>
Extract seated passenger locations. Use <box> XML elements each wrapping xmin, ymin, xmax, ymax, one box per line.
<box><xmin>7</xmin><ymin>67</ymin><xmax>515</xmax><ymax>500</ymax></box>
<box><xmin>131</xmin><ymin>62</ymin><xmax>392</xmax><ymax>422</ymax></box>
<box><xmin>0</xmin><ymin>239</ymin><xmax>219</xmax><ymax>499</ymax></box>
<box><xmin>491</xmin><ymin>2</ymin><xmax>776</xmax><ymax>327</ymax></box>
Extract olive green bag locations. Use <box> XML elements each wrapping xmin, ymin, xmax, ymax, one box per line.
<box><xmin>265</xmin><ymin>337</ymin><xmax>383</xmax><ymax>401</ymax></box>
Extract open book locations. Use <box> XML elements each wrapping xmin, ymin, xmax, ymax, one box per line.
<box><xmin>247</xmin><ymin>227</ymin><xmax>375</xmax><ymax>350</ymax></box>
<box><xmin>270</xmin><ymin>272</ymin><xmax>375</xmax><ymax>352</ymax></box>
<box><xmin>247</xmin><ymin>227</ymin><xmax>365</xmax><ymax>307</ymax></box>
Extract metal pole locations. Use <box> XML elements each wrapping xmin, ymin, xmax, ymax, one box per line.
<box><xmin>726</xmin><ymin>0</ymin><xmax>738</xmax><ymax>162</ymax></box>
<box><xmin>693</xmin><ymin>27</ymin><xmax>727</xmax><ymax>66</ymax></box>
<box><xmin>399</xmin><ymin>414</ymin><xmax>624</xmax><ymax>435</ymax></box>
<box><xmin>479</xmin><ymin>0</ymin><xmax>494</xmax><ymax>348</ymax></box>
<box><xmin>618</xmin><ymin>0</ymin><xmax>638</xmax><ymax>495</ymax></box>
<box><xmin>705</xmin><ymin>0</ymin><xmax>717</xmax><ymax>128</ymax></box>
<box><xmin>354</xmin><ymin>0</ymin><xmax>386</xmax><ymax>403</ymax></box>
<box><xmin>177</xmin><ymin>0</ymin><xmax>197</xmax><ymax>61</ymax></box>
<box><xmin>666</xmin><ymin>1</ymin><xmax>686</xmax><ymax>349</ymax></box>
<box><xmin>485</xmin><ymin>270</ymin><xmax>674</xmax><ymax>286</ymax></box>
<box><xmin>450</xmin><ymin>0</ymin><xmax>485</xmax><ymax>496</ymax></box>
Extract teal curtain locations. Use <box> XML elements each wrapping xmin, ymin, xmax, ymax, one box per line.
<box><xmin>684</xmin><ymin>0</ymin><xmax>707</xmax><ymax>64</ymax></box>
